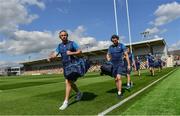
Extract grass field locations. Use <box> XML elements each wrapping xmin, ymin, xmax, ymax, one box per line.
<box><xmin>109</xmin><ymin>67</ymin><xmax>180</xmax><ymax>115</ymax></box>
<box><xmin>0</xmin><ymin>67</ymin><xmax>179</xmax><ymax>115</ymax></box>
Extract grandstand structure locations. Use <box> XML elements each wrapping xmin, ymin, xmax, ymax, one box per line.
<box><xmin>0</xmin><ymin>66</ymin><xmax>23</xmax><ymax>76</ymax></box>
<box><xmin>169</xmin><ymin>49</ymin><xmax>180</xmax><ymax>66</ymax></box>
<box><xmin>21</xmin><ymin>38</ymin><xmax>168</xmax><ymax>75</ymax></box>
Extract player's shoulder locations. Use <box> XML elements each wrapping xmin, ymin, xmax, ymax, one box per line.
<box><xmin>119</xmin><ymin>43</ymin><xmax>125</xmax><ymax>46</ymax></box>
<box><xmin>109</xmin><ymin>44</ymin><xmax>114</xmax><ymax>48</ymax></box>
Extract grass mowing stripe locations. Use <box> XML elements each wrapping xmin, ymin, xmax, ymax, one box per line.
<box><xmin>0</xmin><ymin>68</ymin><xmax>174</xmax><ymax>115</ymax></box>
<box><xmin>98</xmin><ymin>68</ymin><xmax>177</xmax><ymax>116</ymax></box>
<box><xmin>0</xmin><ymin>76</ymin><xmax>110</xmax><ymax>102</ymax></box>
<box><xmin>118</xmin><ymin>67</ymin><xmax>180</xmax><ymax>115</ymax></box>
<box><xmin>0</xmin><ymin>81</ymin><xmax>60</xmax><ymax>90</ymax></box>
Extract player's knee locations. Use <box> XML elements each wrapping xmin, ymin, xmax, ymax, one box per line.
<box><xmin>115</xmin><ymin>74</ymin><xmax>121</xmax><ymax>81</ymax></box>
<box><xmin>66</xmin><ymin>79</ymin><xmax>72</xmax><ymax>85</ymax></box>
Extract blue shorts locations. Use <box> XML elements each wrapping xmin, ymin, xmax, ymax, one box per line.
<box><xmin>136</xmin><ymin>65</ymin><xmax>140</xmax><ymax>71</ymax></box>
<box><xmin>149</xmin><ymin>63</ymin><xmax>154</xmax><ymax>68</ymax></box>
<box><xmin>112</xmin><ymin>64</ymin><xmax>124</xmax><ymax>77</ymax></box>
<box><xmin>63</xmin><ymin>68</ymin><xmax>79</xmax><ymax>82</ymax></box>
<box><xmin>124</xmin><ymin>66</ymin><xmax>132</xmax><ymax>75</ymax></box>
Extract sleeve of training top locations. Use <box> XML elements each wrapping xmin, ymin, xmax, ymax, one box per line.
<box><xmin>132</xmin><ymin>53</ymin><xmax>135</xmax><ymax>61</ymax></box>
<box><xmin>146</xmin><ymin>56</ymin><xmax>149</xmax><ymax>62</ymax></box>
<box><xmin>121</xmin><ymin>44</ymin><xmax>127</xmax><ymax>52</ymax></box>
<box><xmin>152</xmin><ymin>56</ymin><xmax>155</xmax><ymax>60</ymax></box>
<box><xmin>55</xmin><ymin>44</ymin><xmax>61</xmax><ymax>55</ymax></box>
<box><xmin>107</xmin><ymin>46</ymin><xmax>111</xmax><ymax>54</ymax></box>
<box><xmin>72</xmin><ymin>41</ymin><xmax>80</xmax><ymax>50</ymax></box>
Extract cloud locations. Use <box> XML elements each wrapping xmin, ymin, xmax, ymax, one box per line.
<box><xmin>145</xmin><ymin>27</ymin><xmax>167</xmax><ymax>35</ymax></box>
<box><xmin>21</xmin><ymin>0</ymin><xmax>45</xmax><ymax>9</ymax></box>
<box><xmin>0</xmin><ymin>0</ymin><xmax>111</xmax><ymax>65</ymax></box>
<box><xmin>0</xmin><ymin>0</ymin><xmax>45</xmax><ymax>34</ymax></box>
<box><xmin>57</xmin><ymin>8</ymin><xmax>69</xmax><ymax>14</ymax></box>
<box><xmin>143</xmin><ymin>2</ymin><xmax>180</xmax><ymax>38</ymax></box>
<box><xmin>45</xmin><ymin>0</ymin><xmax>71</xmax><ymax>3</ymax></box>
<box><xmin>68</xmin><ymin>26</ymin><xmax>111</xmax><ymax>52</ymax></box>
<box><xmin>153</xmin><ymin>2</ymin><xmax>180</xmax><ymax>26</ymax></box>
<box><xmin>145</xmin><ymin>27</ymin><xmax>159</xmax><ymax>34</ymax></box>
<box><xmin>0</xmin><ymin>61</ymin><xmax>23</xmax><ymax>68</ymax></box>
<box><xmin>56</xmin><ymin>0</ymin><xmax>72</xmax><ymax>14</ymax></box>
<box><xmin>169</xmin><ymin>40</ymin><xmax>180</xmax><ymax>51</ymax></box>
<box><xmin>0</xmin><ymin>26</ymin><xmax>111</xmax><ymax>58</ymax></box>
<box><xmin>0</xmin><ymin>27</ymin><xmax>108</xmax><ymax>66</ymax></box>
<box><xmin>0</xmin><ymin>30</ymin><xmax>58</xmax><ymax>55</ymax></box>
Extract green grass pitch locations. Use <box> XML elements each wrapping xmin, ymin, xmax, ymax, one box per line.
<box><xmin>0</xmin><ymin>67</ymin><xmax>179</xmax><ymax>115</ymax></box>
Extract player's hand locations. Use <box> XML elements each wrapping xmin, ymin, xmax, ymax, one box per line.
<box><xmin>47</xmin><ymin>51</ymin><xmax>56</xmax><ymax>62</ymax></box>
<box><xmin>134</xmin><ymin>66</ymin><xmax>137</xmax><ymax>71</ymax></box>
<box><xmin>128</xmin><ymin>65</ymin><xmax>131</xmax><ymax>70</ymax></box>
<box><xmin>66</xmin><ymin>50</ymin><xmax>73</xmax><ymax>55</ymax></box>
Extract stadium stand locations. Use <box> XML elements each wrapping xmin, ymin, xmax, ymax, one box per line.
<box><xmin>21</xmin><ymin>38</ymin><xmax>168</xmax><ymax>75</ymax></box>
<box><xmin>0</xmin><ymin>66</ymin><xmax>23</xmax><ymax>76</ymax></box>
<box><xmin>169</xmin><ymin>49</ymin><xmax>180</xmax><ymax>66</ymax></box>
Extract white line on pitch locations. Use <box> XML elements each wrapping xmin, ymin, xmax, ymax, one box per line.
<box><xmin>98</xmin><ymin>68</ymin><xmax>177</xmax><ymax>116</ymax></box>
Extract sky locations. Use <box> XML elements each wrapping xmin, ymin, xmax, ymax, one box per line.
<box><xmin>0</xmin><ymin>0</ymin><xmax>180</xmax><ymax>67</ymax></box>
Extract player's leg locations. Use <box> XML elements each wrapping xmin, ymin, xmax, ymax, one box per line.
<box><xmin>126</xmin><ymin>73</ymin><xmax>131</xmax><ymax>89</ymax></box>
<box><xmin>115</xmin><ymin>74</ymin><xmax>123</xmax><ymax>98</ymax></box>
<box><xmin>152</xmin><ymin>67</ymin><xmax>155</xmax><ymax>76</ymax></box>
<box><xmin>59</xmin><ymin>79</ymin><xmax>71</xmax><ymax>110</ymax></box>
<box><xmin>70</xmin><ymin>81</ymin><xmax>83</xmax><ymax>101</ymax></box>
<box><xmin>138</xmin><ymin>69</ymin><xmax>141</xmax><ymax>76</ymax></box>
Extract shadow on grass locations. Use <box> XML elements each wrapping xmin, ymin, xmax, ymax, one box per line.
<box><xmin>106</xmin><ymin>86</ymin><xmax>131</xmax><ymax>94</ymax></box>
<box><xmin>34</xmin><ymin>91</ymin><xmax>97</xmax><ymax>107</ymax></box>
<box><xmin>68</xmin><ymin>92</ymin><xmax>97</xmax><ymax>106</ymax></box>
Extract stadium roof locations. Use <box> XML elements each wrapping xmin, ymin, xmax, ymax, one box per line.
<box><xmin>125</xmin><ymin>38</ymin><xmax>165</xmax><ymax>46</ymax></box>
<box><xmin>125</xmin><ymin>38</ymin><xmax>166</xmax><ymax>48</ymax></box>
<box><xmin>21</xmin><ymin>38</ymin><xmax>166</xmax><ymax>65</ymax></box>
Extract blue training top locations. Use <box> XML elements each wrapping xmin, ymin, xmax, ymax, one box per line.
<box><xmin>124</xmin><ymin>52</ymin><xmax>134</xmax><ymax>66</ymax></box>
<box><xmin>147</xmin><ymin>55</ymin><xmax>154</xmax><ymax>64</ymax></box>
<box><xmin>107</xmin><ymin>43</ymin><xmax>126</xmax><ymax>66</ymax></box>
<box><xmin>55</xmin><ymin>41</ymin><xmax>80</xmax><ymax>66</ymax></box>
<box><xmin>135</xmin><ymin>58</ymin><xmax>141</xmax><ymax>67</ymax></box>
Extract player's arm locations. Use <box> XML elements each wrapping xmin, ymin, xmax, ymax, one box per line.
<box><xmin>146</xmin><ymin>59</ymin><xmax>149</xmax><ymax>68</ymax></box>
<box><xmin>47</xmin><ymin>51</ymin><xmax>59</xmax><ymax>62</ymax></box>
<box><xmin>106</xmin><ymin>53</ymin><xmax>111</xmax><ymax>61</ymax></box>
<box><xmin>132</xmin><ymin>59</ymin><xmax>136</xmax><ymax>71</ymax></box>
<box><xmin>106</xmin><ymin>47</ymin><xmax>112</xmax><ymax>61</ymax></box>
<box><xmin>132</xmin><ymin>55</ymin><xmax>136</xmax><ymax>70</ymax></box>
<box><xmin>124</xmin><ymin>51</ymin><xmax>130</xmax><ymax>70</ymax></box>
<box><xmin>47</xmin><ymin>44</ymin><xmax>61</xmax><ymax>62</ymax></box>
<box><xmin>66</xmin><ymin>42</ymin><xmax>82</xmax><ymax>56</ymax></box>
<box><xmin>66</xmin><ymin>49</ymin><xmax>82</xmax><ymax>56</ymax></box>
